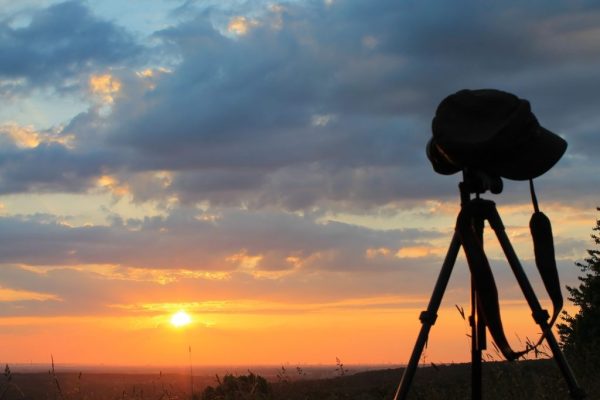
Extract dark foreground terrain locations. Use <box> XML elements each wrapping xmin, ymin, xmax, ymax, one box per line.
<box><xmin>1</xmin><ymin>359</ymin><xmax>598</xmax><ymax>400</ymax></box>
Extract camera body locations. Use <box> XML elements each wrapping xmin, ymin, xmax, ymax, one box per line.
<box><xmin>426</xmin><ymin>89</ymin><xmax>567</xmax><ymax>181</ymax></box>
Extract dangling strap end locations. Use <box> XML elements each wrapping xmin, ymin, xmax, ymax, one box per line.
<box><xmin>529</xmin><ymin>179</ymin><xmax>540</xmax><ymax>213</ymax></box>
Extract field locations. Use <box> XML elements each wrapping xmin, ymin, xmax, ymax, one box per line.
<box><xmin>1</xmin><ymin>359</ymin><xmax>598</xmax><ymax>400</ymax></box>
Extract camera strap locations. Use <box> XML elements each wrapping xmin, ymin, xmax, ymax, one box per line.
<box><xmin>457</xmin><ymin>200</ymin><xmax>525</xmax><ymax>361</ymax></box>
<box><xmin>528</xmin><ymin>179</ymin><xmax>563</xmax><ymax>345</ymax></box>
<box><xmin>456</xmin><ymin>189</ymin><xmax>563</xmax><ymax>361</ymax></box>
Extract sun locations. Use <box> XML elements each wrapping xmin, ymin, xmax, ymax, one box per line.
<box><xmin>170</xmin><ymin>310</ymin><xmax>192</xmax><ymax>327</ymax></box>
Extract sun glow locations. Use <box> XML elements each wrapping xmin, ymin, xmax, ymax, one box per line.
<box><xmin>170</xmin><ymin>310</ymin><xmax>192</xmax><ymax>327</ymax></box>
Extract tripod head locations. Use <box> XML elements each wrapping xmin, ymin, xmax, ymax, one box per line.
<box><xmin>459</xmin><ymin>169</ymin><xmax>503</xmax><ymax>205</ymax></box>
<box><xmin>461</xmin><ymin>169</ymin><xmax>503</xmax><ymax>195</ymax></box>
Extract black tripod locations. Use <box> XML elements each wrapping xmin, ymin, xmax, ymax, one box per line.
<box><xmin>394</xmin><ymin>172</ymin><xmax>586</xmax><ymax>400</ymax></box>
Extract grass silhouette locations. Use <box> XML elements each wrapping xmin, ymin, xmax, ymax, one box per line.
<box><xmin>1</xmin><ymin>356</ymin><xmax>597</xmax><ymax>400</ymax></box>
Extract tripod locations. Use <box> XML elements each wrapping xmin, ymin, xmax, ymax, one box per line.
<box><xmin>394</xmin><ymin>172</ymin><xmax>586</xmax><ymax>400</ymax></box>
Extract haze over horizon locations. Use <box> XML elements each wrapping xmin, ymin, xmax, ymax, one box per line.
<box><xmin>0</xmin><ymin>0</ymin><xmax>599</xmax><ymax>367</ymax></box>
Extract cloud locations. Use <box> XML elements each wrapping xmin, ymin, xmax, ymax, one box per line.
<box><xmin>0</xmin><ymin>286</ymin><xmax>61</xmax><ymax>302</ymax></box>
<box><xmin>2</xmin><ymin>0</ymin><xmax>600</xmax><ymax>211</ymax></box>
<box><xmin>89</xmin><ymin>73</ymin><xmax>122</xmax><ymax>104</ymax></box>
<box><xmin>0</xmin><ymin>1</ymin><xmax>142</xmax><ymax>94</ymax></box>
<box><xmin>0</xmin><ymin>136</ymin><xmax>111</xmax><ymax>194</ymax></box>
<box><xmin>227</xmin><ymin>16</ymin><xmax>259</xmax><ymax>36</ymax></box>
<box><xmin>0</xmin><ymin>208</ymin><xmax>442</xmax><ymax>271</ymax></box>
<box><xmin>93</xmin><ymin>1</ymin><xmax>600</xmax><ymax>210</ymax></box>
<box><xmin>0</xmin><ymin>203</ymin><xmax>449</xmax><ymax>317</ymax></box>
<box><xmin>0</xmin><ymin>261</ymin><xmax>439</xmax><ymax>318</ymax></box>
<box><xmin>0</xmin><ymin>1</ymin><xmax>598</xmax><ymax>367</ymax></box>
<box><xmin>0</xmin><ymin>123</ymin><xmax>74</xmax><ymax>148</ymax></box>
<box><xmin>0</xmin><ymin>202</ymin><xmax>590</xmax><ymax>319</ymax></box>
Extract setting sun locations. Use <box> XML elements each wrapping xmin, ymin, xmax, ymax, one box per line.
<box><xmin>170</xmin><ymin>310</ymin><xmax>192</xmax><ymax>327</ymax></box>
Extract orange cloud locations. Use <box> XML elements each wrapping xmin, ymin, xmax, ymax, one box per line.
<box><xmin>96</xmin><ymin>174</ymin><xmax>130</xmax><ymax>196</ymax></box>
<box><xmin>21</xmin><ymin>264</ymin><xmax>231</xmax><ymax>285</ymax></box>
<box><xmin>226</xmin><ymin>249</ymin><xmax>263</xmax><ymax>269</ymax></box>
<box><xmin>227</xmin><ymin>16</ymin><xmax>259</xmax><ymax>36</ymax></box>
<box><xmin>89</xmin><ymin>73</ymin><xmax>121</xmax><ymax>103</ymax></box>
<box><xmin>0</xmin><ymin>287</ymin><xmax>61</xmax><ymax>302</ymax></box>
<box><xmin>135</xmin><ymin>67</ymin><xmax>172</xmax><ymax>90</ymax></box>
<box><xmin>136</xmin><ymin>67</ymin><xmax>171</xmax><ymax>79</ymax></box>
<box><xmin>396</xmin><ymin>245</ymin><xmax>443</xmax><ymax>258</ymax></box>
<box><xmin>366</xmin><ymin>247</ymin><xmax>391</xmax><ymax>258</ymax></box>
<box><xmin>0</xmin><ymin>123</ymin><xmax>74</xmax><ymax>148</ymax></box>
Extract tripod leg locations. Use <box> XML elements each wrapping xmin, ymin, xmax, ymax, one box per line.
<box><xmin>471</xmin><ymin>285</ymin><xmax>486</xmax><ymax>400</ymax></box>
<box><xmin>471</xmin><ymin>218</ymin><xmax>485</xmax><ymax>400</ymax></box>
<box><xmin>492</xmin><ymin>224</ymin><xmax>586</xmax><ymax>399</ymax></box>
<box><xmin>394</xmin><ymin>232</ymin><xmax>462</xmax><ymax>400</ymax></box>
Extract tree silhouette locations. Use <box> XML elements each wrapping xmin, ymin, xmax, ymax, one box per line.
<box><xmin>558</xmin><ymin>208</ymin><xmax>600</xmax><ymax>366</ymax></box>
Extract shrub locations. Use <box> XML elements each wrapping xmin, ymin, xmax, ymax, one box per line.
<box><xmin>201</xmin><ymin>372</ymin><xmax>272</xmax><ymax>400</ymax></box>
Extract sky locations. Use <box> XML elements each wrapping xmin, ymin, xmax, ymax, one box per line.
<box><xmin>0</xmin><ymin>0</ymin><xmax>599</xmax><ymax>368</ymax></box>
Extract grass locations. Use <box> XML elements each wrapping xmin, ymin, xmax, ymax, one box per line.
<box><xmin>2</xmin><ymin>357</ymin><xmax>597</xmax><ymax>400</ymax></box>
<box><xmin>272</xmin><ymin>358</ymin><xmax>598</xmax><ymax>400</ymax></box>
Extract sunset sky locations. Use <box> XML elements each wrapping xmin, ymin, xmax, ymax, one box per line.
<box><xmin>1</xmin><ymin>0</ymin><xmax>599</xmax><ymax>368</ymax></box>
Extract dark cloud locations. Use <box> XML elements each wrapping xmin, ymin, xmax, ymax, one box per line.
<box><xmin>0</xmin><ymin>134</ymin><xmax>114</xmax><ymax>194</ymax></box>
<box><xmin>0</xmin><ymin>208</ymin><xmax>442</xmax><ymax>271</ymax></box>
<box><xmin>1</xmin><ymin>0</ymin><xmax>599</xmax><ymax>211</ymax></box>
<box><xmin>101</xmin><ymin>0</ymin><xmax>600</xmax><ymax>209</ymax></box>
<box><xmin>0</xmin><ymin>0</ymin><xmax>142</xmax><ymax>93</ymax></box>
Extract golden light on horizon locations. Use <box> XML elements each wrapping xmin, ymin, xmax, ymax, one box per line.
<box><xmin>170</xmin><ymin>310</ymin><xmax>192</xmax><ymax>328</ymax></box>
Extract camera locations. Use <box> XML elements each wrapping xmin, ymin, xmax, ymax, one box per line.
<box><xmin>426</xmin><ymin>89</ymin><xmax>567</xmax><ymax>181</ymax></box>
